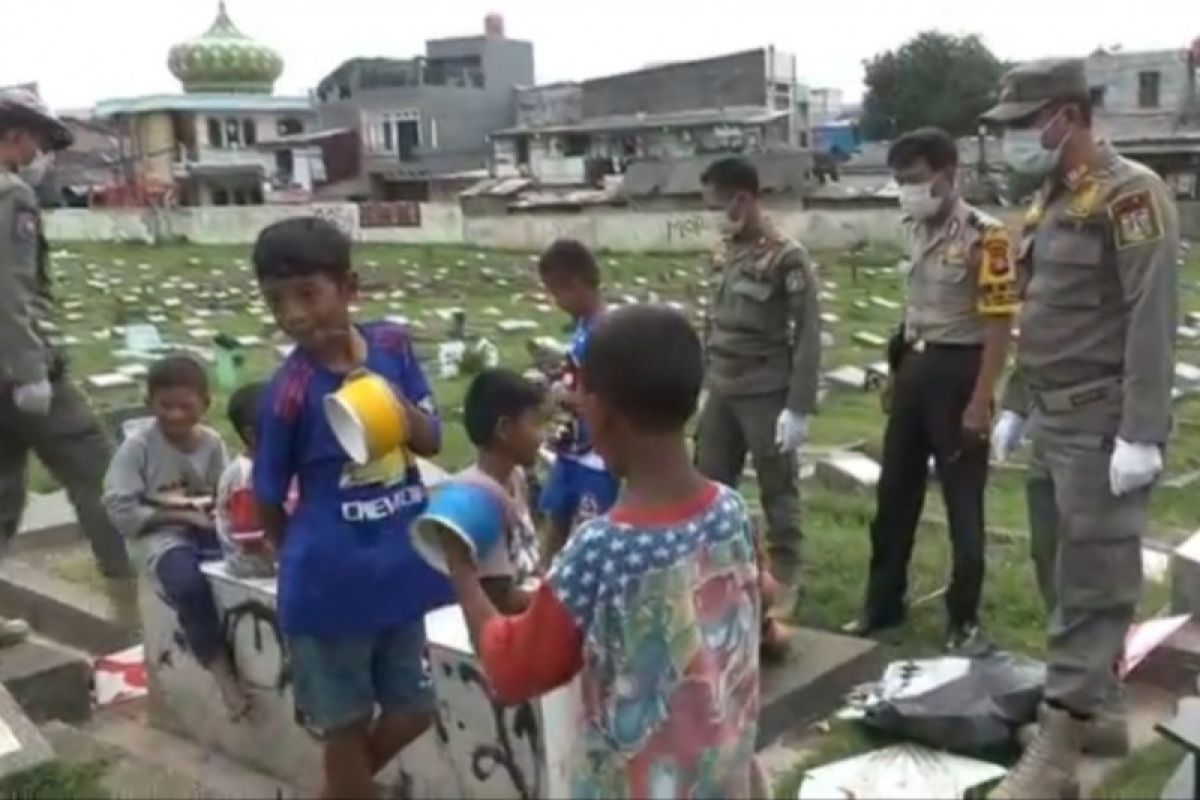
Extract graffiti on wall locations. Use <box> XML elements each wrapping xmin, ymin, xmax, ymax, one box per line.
<box><xmin>359</xmin><ymin>201</ymin><xmax>422</xmax><ymax>229</ymax></box>
<box><xmin>665</xmin><ymin>214</ymin><xmax>709</xmax><ymax>244</ymax></box>
<box><xmin>430</xmin><ymin>646</ymin><xmax>544</xmax><ymax>800</ymax></box>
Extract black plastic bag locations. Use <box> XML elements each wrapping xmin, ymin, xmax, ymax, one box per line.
<box><xmin>855</xmin><ymin>652</ymin><xmax>1046</xmax><ymax>753</ymax></box>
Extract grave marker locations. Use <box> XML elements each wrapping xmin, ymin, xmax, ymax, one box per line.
<box><xmin>852</xmin><ymin>331</ymin><xmax>888</xmax><ymax>348</ymax></box>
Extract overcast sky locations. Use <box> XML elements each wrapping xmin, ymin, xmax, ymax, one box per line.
<box><xmin>4</xmin><ymin>0</ymin><xmax>1196</xmax><ymax>110</ymax></box>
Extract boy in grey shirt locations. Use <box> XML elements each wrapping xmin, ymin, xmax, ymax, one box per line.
<box><xmin>103</xmin><ymin>355</ymin><xmax>248</xmax><ymax>718</ymax></box>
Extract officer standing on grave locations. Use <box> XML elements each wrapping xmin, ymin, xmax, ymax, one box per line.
<box><xmin>696</xmin><ymin>156</ymin><xmax>822</xmax><ymax>649</ymax></box>
<box><xmin>0</xmin><ymin>88</ymin><xmax>133</xmax><ymax>647</ymax></box>
<box><xmin>984</xmin><ymin>59</ymin><xmax>1179</xmax><ymax>798</ymax></box>
<box><xmin>844</xmin><ymin>128</ymin><xmax>1016</xmax><ymax>653</ymax></box>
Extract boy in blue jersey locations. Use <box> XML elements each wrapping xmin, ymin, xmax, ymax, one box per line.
<box><xmin>536</xmin><ymin>239</ymin><xmax>620</xmax><ymax>562</ymax></box>
<box><xmin>251</xmin><ymin>217</ymin><xmax>451</xmax><ymax>799</ymax></box>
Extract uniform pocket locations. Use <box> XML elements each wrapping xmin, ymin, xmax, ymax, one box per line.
<box><xmin>730</xmin><ymin>278</ymin><xmax>773</xmax><ymax>302</ymax></box>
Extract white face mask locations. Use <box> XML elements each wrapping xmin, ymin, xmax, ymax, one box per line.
<box><xmin>1002</xmin><ymin>111</ymin><xmax>1067</xmax><ymax>177</ymax></box>
<box><xmin>19</xmin><ymin>151</ymin><xmax>53</xmax><ymax>187</ymax></box>
<box><xmin>897</xmin><ymin>182</ymin><xmax>944</xmax><ymax>220</ymax></box>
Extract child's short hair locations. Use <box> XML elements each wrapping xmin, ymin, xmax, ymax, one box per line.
<box><xmin>582</xmin><ymin>304</ymin><xmax>702</xmax><ymax>432</ymax></box>
<box><xmin>252</xmin><ymin>217</ymin><xmax>351</xmax><ymax>283</ymax></box>
<box><xmin>227</xmin><ymin>381</ymin><xmax>267</xmax><ymax>446</ymax></box>
<box><xmin>463</xmin><ymin>369</ymin><xmax>544</xmax><ymax>447</ymax></box>
<box><xmin>537</xmin><ymin>239</ymin><xmax>600</xmax><ymax>288</ymax></box>
<box><xmin>147</xmin><ymin>354</ymin><xmax>209</xmax><ymax>397</ymax></box>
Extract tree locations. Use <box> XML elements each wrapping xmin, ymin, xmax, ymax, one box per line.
<box><xmin>860</xmin><ymin>32</ymin><xmax>1007</xmax><ymax>141</ymax></box>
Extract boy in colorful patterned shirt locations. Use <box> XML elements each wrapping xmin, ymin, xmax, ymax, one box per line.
<box><xmin>440</xmin><ymin>304</ymin><xmax>761</xmax><ymax>798</ymax></box>
<box><xmin>251</xmin><ymin>217</ymin><xmax>451</xmax><ymax>799</ymax></box>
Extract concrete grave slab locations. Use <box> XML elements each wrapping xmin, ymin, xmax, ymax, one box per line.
<box><xmin>865</xmin><ymin>361</ymin><xmax>890</xmax><ymax>390</ymax></box>
<box><xmin>816</xmin><ymin>452</ymin><xmax>882</xmax><ymax>493</ymax></box>
<box><xmin>1171</xmin><ymin>531</ymin><xmax>1200</xmax><ymax>616</ymax></box>
<box><xmin>757</xmin><ymin>627</ymin><xmax>883</xmax><ymax>747</ymax></box>
<box><xmin>825</xmin><ymin>366</ymin><xmax>868</xmax><ymax>391</ymax></box>
<box><xmin>16</xmin><ymin>491</ymin><xmax>77</xmax><ymax>545</ymax></box>
<box><xmin>852</xmin><ymin>331</ymin><xmax>888</xmax><ymax>348</ymax></box>
<box><xmin>820</xmin><ymin>331</ymin><xmax>836</xmax><ymax>349</ymax></box>
<box><xmin>852</xmin><ymin>300</ymin><xmax>871</xmax><ymax>311</ymax></box>
<box><xmin>497</xmin><ymin>319</ymin><xmax>540</xmax><ymax>334</ymax></box>
<box><xmin>87</xmin><ymin>373</ymin><xmax>137</xmax><ymax>390</ymax></box>
<box><xmin>1177</xmin><ymin>364</ymin><xmax>1200</xmax><ymax>385</ymax></box>
<box><xmin>869</xmin><ymin>296</ymin><xmax>902</xmax><ymax>311</ymax></box>
<box><xmin>0</xmin><ymin>638</ymin><xmax>90</xmax><ymax>724</ymax></box>
<box><xmin>1179</xmin><ymin>327</ymin><xmax>1200</xmax><ymax>342</ymax></box>
<box><xmin>116</xmin><ymin>364</ymin><xmax>148</xmax><ymax>378</ymax></box>
<box><xmin>0</xmin><ymin>683</ymin><xmax>52</xmax><ymax>780</ymax></box>
<box><xmin>820</xmin><ymin>312</ymin><xmax>841</xmax><ymax>326</ymax></box>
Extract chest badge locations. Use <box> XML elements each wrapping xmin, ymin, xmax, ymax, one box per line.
<box><xmin>1066</xmin><ymin>179</ymin><xmax>1101</xmax><ymax>219</ymax></box>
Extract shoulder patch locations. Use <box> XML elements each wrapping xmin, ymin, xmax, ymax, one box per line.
<box><xmin>1110</xmin><ymin>189</ymin><xmax>1163</xmax><ymax>249</ymax></box>
<box><xmin>12</xmin><ymin>208</ymin><xmax>38</xmax><ymax>242</ymax></box>
<box><xmin>980</xmin><ymin>227</ymin><xmax>1012</xmax><ymax>279</ymax></box>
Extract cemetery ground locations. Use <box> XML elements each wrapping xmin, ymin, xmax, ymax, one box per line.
<box><xmin>8</xmin><ymin>239</ymin><xmax>1200</xmax><ymax>798</ymax></box>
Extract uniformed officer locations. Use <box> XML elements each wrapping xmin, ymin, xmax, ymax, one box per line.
<box><xmin>0</xmin><ymin>89</ymin><xmax>132</xmax><ymax>647</ymax></box>
<box><xmin>695</xmin><ymin>156</ymin><xmax>822</xmax><ymax>636</ymax></box>
<box><xmin>844</xmin><ymin>128</ymin><xmax>1016</xmax><ymax>652</ymax></box>
<box><xmin>984</xmin><ymin>59</ymin><xmax>1179</xmax><ymax>798</ymax></box>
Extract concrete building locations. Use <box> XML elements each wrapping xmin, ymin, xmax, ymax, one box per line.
<box><xmin>489</xmin><ymin>47</ymin><xmax>812</xmax><ymax>191</ymax></box>
<box><xmin>1085</xmin><ymin>38</ymin><xmax>1200</xmax><ymax>197</ymax></box>
<box><xmin>93</xmin><ymin>2</ymin><xmax>317</xmax><ymax>207</ymax></box>
<box><xmin>808</xmin><ymin>87</ymin><xmax>845</xmax><ymax>125</ymax></box>
<box><xmin>314</xmin><ymin>13</ymin><xmax>534</xmax><ymax>200</ymax></box>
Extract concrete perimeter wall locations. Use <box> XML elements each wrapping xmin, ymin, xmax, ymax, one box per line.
<box><xmin>46</xmin><ymin>199</ymin><xmax>1198</xmax><ymax>253</ymax></box>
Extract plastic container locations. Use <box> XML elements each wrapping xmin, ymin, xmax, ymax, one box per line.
<box><xmin>324</xmin><ymin>370</ymin><xmax>408</xmax><ymax>465</ymax></box>
<box><xmin>410</xmin><ymin>481</ymin><xmax>505</xmax><ymax>574</ymax></box>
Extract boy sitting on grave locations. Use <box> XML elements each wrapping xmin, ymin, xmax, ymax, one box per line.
<box><xmin>214</xmin><ymin>382</ymin><xmax>281</xmax><ymax>579</ymax></box>
<box><xmin>102</xmin><ymin>355</ymin><xmax>250</xmax><ymax>719</ymax></box>
<box><xmin>439</xmin><ymin>305</ymin><xmax>762</xmax><ymax>797</ymax></box>
<box><xmin>536</xmin><ymin>239</ymin><xmax>620</xmax><ymax>563</ymax></box>
<box><xmin>455</xmin><ymin>368</ymin><xmax>546</xmax><ymax>614</ymax></box>
<box><xmin>251</xmin><ymin>217</ymin><xmax>451</xmax><ymax>800</ymax></box>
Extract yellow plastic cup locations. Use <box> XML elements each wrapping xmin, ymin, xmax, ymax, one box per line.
<box><xmin>323</xmin><ymin>370</ymin><xmax>408</xmax><ymax>465</ymax></box>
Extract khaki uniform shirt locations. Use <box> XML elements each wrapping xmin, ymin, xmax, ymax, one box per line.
<box><xmin>1003</xmin><ymin>143</ymin><xmax>1180</xmax><ymax>444</ymax></box>
<box><xmin>704</xmin><ymin>218</ymin><xmax>821</xmax><ymax>414</ymax></box>
<box><xmin>0</xmin><ymin>170</ymin><xmax>51</xmax><ymax>387</ymax></box>
<box><xmin>904</xmin><ymin>199</ymin><xmax>1018</xmax><ymax>345</ymax></box>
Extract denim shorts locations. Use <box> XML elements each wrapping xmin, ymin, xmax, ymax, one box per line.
<box><xmin>289</xmin><ymin>622</ymin><xmax>433</xmax><ymax>735</ymax></box>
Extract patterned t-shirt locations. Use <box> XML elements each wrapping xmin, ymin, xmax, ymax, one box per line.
<box><xmin>477</xmin><ymin>482</ymin><xmax>760</xmax><ymax>799</ymax></box>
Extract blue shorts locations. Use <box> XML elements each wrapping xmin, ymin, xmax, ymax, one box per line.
<box><xmin>539</xmin><ymin>455</ymin><xmax>619</xmax><ymax>525</ymax></box>
<box><xmin>289</xmin><ymin>623</ymin><xmax>433</xmax><ymax>735</ymax></box>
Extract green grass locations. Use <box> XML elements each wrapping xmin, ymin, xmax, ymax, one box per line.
<box><xmin>28</xmin><ymin>240</ymin><xmax>1200</xmax><ymax>794</ymax></box>
<box><xmin>0</xmin><ymin>762</ymin><xmax>110</xmax><ymax>800</ymax></box>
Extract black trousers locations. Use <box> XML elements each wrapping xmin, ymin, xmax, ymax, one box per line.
<box><xmin>864</xmin><ymin>343</ymin><xmax>988</xmax><ymax>628</ymax></box>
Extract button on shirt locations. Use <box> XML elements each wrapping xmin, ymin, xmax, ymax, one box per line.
<box><xmin>904</xmin><ymin>200</ymin><xmax>1018</xmax><ymax>346</ymax></box>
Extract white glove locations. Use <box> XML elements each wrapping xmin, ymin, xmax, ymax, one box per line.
<box><xmin>774</xmin><ymin>410</ymin><xmax>808</xmax><ymax>453</ymax></box>
<box><xmin>13</xmin><ymin>379</ymin><xmax>53</xmax><ymax>416</ymax></box>
<box><xmin>1109</xmin><ymin>438</ymin><xmax>1163</xmax><ymax>497</ymax></box>
<box><xmin>990</xmin><ymin>411</ymin><xmax>1026</xmax><ymax>463</ymax></box>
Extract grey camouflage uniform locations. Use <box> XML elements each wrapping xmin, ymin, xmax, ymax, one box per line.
<box><xmin>1004</xmin><ymin>142</ymin><xmax>1179</xmax><ymax>716</ymax></box>
<box><xmin>696</xmin><ymin>218</ymin><xmax>821</xmax><ymax>584</ymax></box>
<box><xmin>0</xmin><ymin>170</ymin><xmax>130</xmax><ymax>577</ymax></box>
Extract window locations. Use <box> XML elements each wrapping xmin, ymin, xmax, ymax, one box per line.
<box><xmin>233</xmin><ymin>189</ymin><xmax>248</xmax><ymax>206</ymax></box>
<box><xmin>516</xmin><ymin>136</ymin><xmax>530</xmax><ymax>165</ymax></box>
<box><xmin>1139</xmin><ymin>71</ymin><xmax>1161</xmax><ymax>108</ymax></box>
<box><xmin>799</xmin><ymin>131</ymin><xmax>810</xmax><ymax>148</ymax></box>
<box><xmin>397</xmin><ymin>119</ymin><xmax>419</xmax><ymax>161</ymax></box>
<box><xmin>207</xmin><ymin>118</ymin><xmax>222</xmax><ymax>147</ymax></box>
<box><xmin>278</xmin><ymin>118</ymin><xmax>304</xmax><ymax>137</ymax></box>
<box><xmin>562</xmin><ymin>134</ymin><xmax>590</xmax><ymax>157</ymax></box>
<box><xmin>225</xmin><ymin>119</ymin><xmax>241</xmax><ymax>147</ymax></box>
<box><xmin>1089</xmin><ymin>86</ymin><xmax>1107</xmax><ymax>108</ymax></box>
<box><xmin>243</xmin><ymin>120</ymin><xmax>257</xmax><ymax>146</ymax></box>
<box><xmin>212</xmin><ymin>188</ymin><xmax>230</xmax><ymax>206</ymax></box>
<box><xmin>382</xmin><ymin>120</ymin><xmax>395</xmax><ymax>152</ymax></box>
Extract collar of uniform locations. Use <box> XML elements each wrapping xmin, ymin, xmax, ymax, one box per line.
<box><xmin>917</xmin><ymin>197</ymin><xmax>968</xmax><ymax>252</ymax></box>
<box><xmin>1060</xmin><ymin>140</ymin><xmax>1119</xmax><ymax>192</ymax></box>
<box><xmin>723</xmin><ymin>215</ymin><xmax>783</xmax><ymax>250</ymax></box>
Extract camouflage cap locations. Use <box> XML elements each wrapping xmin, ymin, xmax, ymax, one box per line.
<box><xmin>980</xmin><ymin>58</ymin><xmax>1089</xmax><ymax>125</ymax></box>
<box><xmin>0</xmin><ymin>87</ymin><xmax>73</xmax><ymax>151</ymax></box>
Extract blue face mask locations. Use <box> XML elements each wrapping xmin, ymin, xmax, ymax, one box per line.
<box><xmin>1002</xmin><ymin>110</ymin><xmax>1067</xmax><ymax>177</ymax></box>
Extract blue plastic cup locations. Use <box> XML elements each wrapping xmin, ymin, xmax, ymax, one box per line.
<box><xmin>410</xmin><ymin>481</ymin><xmax>505</xmax><ymax>574</ymax></box>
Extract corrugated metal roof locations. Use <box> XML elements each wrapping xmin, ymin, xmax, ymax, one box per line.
<box><xmin>95</xmin><ymin>94</ymin><xmax>313</xmax><ymax>117</ymax></box>
<box><xmin>493</xmin><ymin>106</ymin><xmax>788</xmax><ymax>137</ymax></box>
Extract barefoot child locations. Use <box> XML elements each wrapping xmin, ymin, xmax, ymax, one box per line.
<box><xmin>251</xmin><ymin>217</ymin><xmax>451</xmax><ymax>799</ymax></box>
<box><xmin>103</xmin><ymin>355</ymin><xmax>249</xmax><ymax>719</ymax></box>
<box><xmin>440</xmin><ymin>305</ymin><xmax>761</xmax><ymax>797</ymax></box>
<box><xmin>214</xmin><ymin>381</ymin><xmax>278</xmax><ymax>579</ymax></box>
<box><xmin>456</xmin><ymin>368</ymin><xmax>545</xmax><ymax>613</ymax></box>
<box><xmin>536</xmin><ymin>239</ymin><xmax>620</xmax><ymax>562</ymax></box>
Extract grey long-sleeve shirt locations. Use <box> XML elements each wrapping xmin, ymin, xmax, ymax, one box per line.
<box><xmin>103</xmin><ymin>422</ymin><xmax>228</xmax><ymax>570</ymax></box>
<box><xmin>0</xmin><ymin>172</ymin><xmax>48</xmax><ymax>387</ymax></box>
